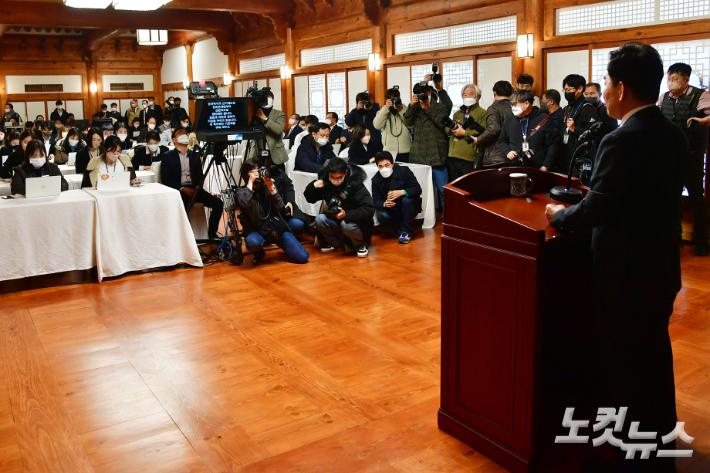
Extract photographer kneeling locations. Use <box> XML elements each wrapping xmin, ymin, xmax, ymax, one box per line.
<box><xmin>305</xmin><ymin>157</ymin><xmax>375</xmax><ymax>258</ymax></box>
<box><xmin>372</xmin><ymin>151</ymin><xmax>422</xmax><ymax>244</ymax></box>
<box><xmin>236</xmin><ymin>159</ymin><xmax>310</xmax><ymax>266</ymax></box>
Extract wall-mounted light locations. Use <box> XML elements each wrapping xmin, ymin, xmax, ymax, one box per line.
<box><xmin>137</xmin><ymin>29</ymin><xmax>168</xmax><ymax>46</ymax></box>
<box><xmin>223</xmin><ymin>73</ymin><xmax>233</xmax><ymax>84</ymax></box>
<box><xmin>280</xmin><ymin>65</ymin><xmax>291</xmax><ymax>80</ymax></box>
<box><xmin>517</xmin><ymin>34</ymin><xmax>534</xmax><ymax>59</ymax></box>
<box><xmin>368</xmin><ymin>53</ymin><xmax>381</xmax><ymax>72</ymax></box>
<box><xmin>183</xmin><ymin>79</ymin><xmax>190</xmax><ymax>89</ymax></box>
<box><xmin>89</xmin><ymin>82</ymin><xmax>98</xmax><ymax>93</ymax></box>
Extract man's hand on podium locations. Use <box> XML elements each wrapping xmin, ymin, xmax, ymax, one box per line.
<box><xmin>545</xmin><ymin>203</ymin><xmax>565</xmax><ymax>223</ymax></box>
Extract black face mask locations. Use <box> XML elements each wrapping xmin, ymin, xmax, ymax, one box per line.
<box><xmin>585</xmin><ymin>97</ymin><xmax>599</xmax><ymax>106</ymax></box>
<box><xmin>564</xmin><ymin>91</ymin><xmax>578</xmax><ymax>104</ymax></box>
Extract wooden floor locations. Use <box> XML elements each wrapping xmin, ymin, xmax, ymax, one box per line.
<box><xmin>0</xmin><ymin>224</ymin><xmax>709</xmax><ymax>473</ymax></box>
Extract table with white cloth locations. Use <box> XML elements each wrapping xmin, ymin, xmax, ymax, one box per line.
<box><xmin>83</xmin><ymin>183</ymin><xmax>202</xmax><ymax>280</ymax></box>
<box><xmin>290</xmin><ymin>162</ymin><xmax>436</xmax><ymax>229</ymax></box>
<box><xmin>58</xmin><ymin>164</ymin><xmax>77</xmax><ymax>175</ymax></box>
<box><xmin>0</xmin><ymin>180</ymin><xmax>11</xmax><ymax>196</ymax></box>
<box><xmin>65</xmin><ymin>170</ymin><xmax>156</xmax><ymax>190</ymax></box>
<box><xmin>0</xmin><ymin>190</ymin><xmax>96</xmax><ymax>281</ymax></box>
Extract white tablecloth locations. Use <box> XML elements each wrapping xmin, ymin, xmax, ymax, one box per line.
<box><xmin>65</xmin><ymin>170</ymin><xmax>156</xmax><ymax>190</ymax></box>
<box><xmin>83</xmin><ymin>183</ymin><xmax>202</xmax><ymax>280</ymax></box>
<box><xmin>58</xmin><ymin>165</ymin><xmax>77</xmax><ymax>175</ymax></box>
<box><xmin>291</xmin><ymin>163</ymin><xmax>436</xmax><ymax>229</ymax></box>
<box><xmin>204</xmin><ymin>156</ymin><xmax>243</xmax><ymax>194</ymax></box>
<box><xmin>0</xmin><ymin>190</ymin><xmax>96</xmax><ymax>281</ymax></box>
<box><xmin>0</xmin><ymin>181</ymin><xmax>11</xmax><ymax>196</ymax></box>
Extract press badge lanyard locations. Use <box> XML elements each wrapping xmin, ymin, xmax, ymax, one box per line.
<box><xmin>521</xmin><ymin>118</ymin><xmax>531</xmax><ymax>152</ymax></box>
<box><xmin>317</xmin><ymin>149</ymin><xmax>322</xmax><ymax>163</ymax></box>
<box><xmin>563</xmin><ymin>101</ymin><xmax>585</xmax><ymax>144</ymax></box>
<box><xmin>105</xmin><ymin>159</ymin><xmax>116</xmax><ymax>173</ymax></box>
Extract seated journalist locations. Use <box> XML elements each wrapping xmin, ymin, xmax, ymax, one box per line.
<box><xmin>11</xmin><ymin>139</ymin><xmax>68</xmax><ymax>195</ymax></box>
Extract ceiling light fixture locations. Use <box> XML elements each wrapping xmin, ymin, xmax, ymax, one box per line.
<box><xmin>113</xmin><ymin>0</ymin><xmax>172</xmax><ymax>11</ymax></box>
<box><xmin>64</xmin><ymin>0</ymin><xmax>112</xmax><ymax>8</ymax></box>
<box><xmin>137</xmin><ymin>29</ymin><xmax>168</xmax><ymax>46</ymax></box>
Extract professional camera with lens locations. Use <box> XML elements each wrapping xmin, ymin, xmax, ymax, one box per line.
<box><xmin>391</xmin><ymin>85</ymin><xmax>402</xmax><ymax>108</ymax></box>
<box><xmin>412</xmin><ymin>81</ymin><xmax>430</xmax><ymax>104</ymax></box>
<box><xmin>323</xmin><ymin>190</ymin><xmax>348</xmax><ymax>220</ymax></box>
<box><xmin>358</xmin><ymin>90</ymin><xmax>372</xmax><ymax>109</ymax></box>
<box><xmin>246</xmin><ymin>85</ymin><xmax>272</xmax><ymax>109</ymax></box>
<box><xmin>253</xmin><ymin>165</ymin><xmax>281</xmax><ymax>187</ymax></box>
<box><xmin>441</xmin><ymin>115</ymin><xmax>485</xmax><ymax>141</ymax></box>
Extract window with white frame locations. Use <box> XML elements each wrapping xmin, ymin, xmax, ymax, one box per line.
<box><xmin>411</xmin><ymin>64</ymin><xmax>431</xmax><ymax>90</ymax></box>
<box><xmin>394</xmin><ymin>16</ymin><xmax>516</xmax><ymax>55</ymax></box>
<box><xmin>239</xmin><ymin>54</ymin><xmax>286</xmax><ymax>74</ymax></box>
<box><xmin>327</xmin><ymin>72</ymin><xmax>347</xmax><ymax>127</ymax></box>
<box><xmin>308</xmin><ymin>74</ymin><xmax>327</xmax><ymax>122</ymax></box>
<box><xmin>301</xmin><ymin>40</ymin><xmax>372</xmax><ymax>67</ymax></box>
<box><xmin>556</xmin><ymin>0</ymin><xmax>710</xmax><ymax>36</ymax></box>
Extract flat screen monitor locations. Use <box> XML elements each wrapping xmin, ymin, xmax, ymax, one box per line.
<box><xmin>194</xmin><ymin>97</ymin><xmax>261</xmax><ymax>142</ymax></box>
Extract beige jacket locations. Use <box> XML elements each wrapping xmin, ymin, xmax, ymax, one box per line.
<box><xmin>82</xmin><ymin>154</ymin><xmax>135</xmax><ymax>188</ymax></box>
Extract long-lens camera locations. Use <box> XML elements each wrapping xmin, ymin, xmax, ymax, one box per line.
<box><xmin>392</xmin><ymin>85</ymin><xmax>402</xmax><ymax>108</ymax></box>
<box><xmin>246</xmin><ymin>85</ymin><xmax>272</xmax><ymax>109</ymax></box>
<box><xmin>412</xmin><ymin>82</ymin><xmax>429</xmax><ymax>104</ymax></box>
<box><xmin>362</xmin><ymin>90</ymin><xmax>372</xmax><ymax>109</ymax></box>
<box><xmin>323</xmin><ymin>191</ymin><xmax>348</xmax><ymax>220</ymax></box>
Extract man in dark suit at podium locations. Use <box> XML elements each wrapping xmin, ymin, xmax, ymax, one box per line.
<box><xmin>546</xmin><ymin>43</ymin><xmax>688</xmax><ymax>473</ymax></box>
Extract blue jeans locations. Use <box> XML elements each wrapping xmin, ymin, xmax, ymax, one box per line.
<box><xmin>315</xmin><ymin>214</ymin><xmax>366</xmax><ymax>248</ymax></box>
<box><xmin>431</xmin><ymin>165</ymin><xmax>448</xmax><ymax>213</ymax></box>
<box><xmin>245</xmin><ymin>231</ymin><xmax>310</xmax><ymax>264</ymax></box>
<box><xmin>285</xmin><ymin>217</ymin><xmax>305</xmax><ymax>235</ymax></box>
<box><xmin>378</xmin><ymin>196</ymin><xmax>419</xmax><ymax>234</ymax></box>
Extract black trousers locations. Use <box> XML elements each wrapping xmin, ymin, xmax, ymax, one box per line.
<box><xmin>181</xmin><ymin>188</ymin><xmax>224</xmax><ymax>236</ymax></box>
<box><xmin>683</xmin><ymin>151</ymin><xmax>709</xmax><ymax>244</ymax></box>
<box><xmin>447</xmin><ymin>156</ymin><xmax>475</xmax><ymax>182</ymax></box>
<box><xmin>395</xmin><ymin>152</ymin><xmax>410</xmax><ymax>163</ymax></box>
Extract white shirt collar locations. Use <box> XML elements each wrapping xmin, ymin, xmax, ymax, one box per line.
<box><xmin>620</xmin><ymin>104</ymin><xmax>655</xmax><ymax>126</ymax></box>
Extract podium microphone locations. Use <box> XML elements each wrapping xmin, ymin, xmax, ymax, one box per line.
<box><xmin>550</xmin><ymin>121</ymin><xmax>612</xmax><ymax>204</ymax></box>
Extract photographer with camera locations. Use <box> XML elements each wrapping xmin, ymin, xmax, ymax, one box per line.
<box><xmin>373</xmin><ymin>86</ymin><xmax>411</xmax><ymax>162</ymax></box>
<box><xmin>236</xmin><ymin>159</ymin><xmax>310</xmax><ymax>266</ymax></box>
<box><xmin>345</xmin><ymin>91</ymin><xmax>382</xmax><ymax>147</ymax></box>
<box><xmin>404</xmin><ymin>83</ymin><xmax>449</xmax><ymax>215</ymax></box>
<box><xmin>295</xmin><ymin>122</ymin><xmax>337</xmax><ymax>172</ymax></box>
<box><xmin>372</xmin><ymin>151</ymin><xmax>422</xmax><ymax>244</ymax></box>
<box><xmin>425</xmin><ymin>68</ymin><xmax>453</xmax><ymax>116</ymax></box>
<box><xmin>305</xmin><ymin>157</ymin><xmax>375</xmax><ymax>258</ymax></box>
<box><xmin>247</xmin><ymin>87</ymin><xmax>289</xmax><ymax>170</ymax></box>
<box><xmin>498</xmin><ymin>89</ymin><xmax>560</xmax><ymax>171</ymax></box>
<box><xmin>444</xmin><ymin>83</ymin><xmax>486</xmax><ymax>181</ymax></box>
<box><xmin>476</xmin><ymin>81</ymin><xmax>514</xmax><ymax>169</ymax></box>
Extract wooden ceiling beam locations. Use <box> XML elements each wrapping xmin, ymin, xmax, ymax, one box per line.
<box><xmin>0</xmin><ymin>2</ymin><xmax>235</xmax><ymax>32</ymax></box>
<box><xmin>165</xmin><ymin>0</ymin><xmax>293</xmax><ymax>16</ymax></box>
<box><xmin>82</xmin><ymin>28</ymin><xmax>125</xmax><ymax>51</ymax></box>
<box><xmin>160</xmin><ymin>30</ymin><xmax>210</xmax><ymax>50</ymax></box>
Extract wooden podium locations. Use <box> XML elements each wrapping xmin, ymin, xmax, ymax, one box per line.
<box><xmin>438</xmin><ymin>168</ymin><xmax>595</xmax><ymax>473</ymax></box>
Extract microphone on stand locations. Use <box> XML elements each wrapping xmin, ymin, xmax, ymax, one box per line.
<box><xmin>550</xmin><ymin>121</ymin><xmax>612</xmax><ymax>204</ymax></box>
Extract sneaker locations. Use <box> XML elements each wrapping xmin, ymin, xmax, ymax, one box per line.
<box><xmin>399</xmin><ymin>232</ymin><xmax>412</xmax><ymax>244</ymax></box>
<box><xmin>695</xmin><ymin>242</ymin><xmax>710</xmax><ymax>257</ymax></box>
<box><xmin>320</xmin><ymin>246</ymin><xmax>337</xmax><ymax>254</ymax></box>
<box><xmin>357</xmin><ymin>246</ymin><xmax>369</xmax><ymax>258</ymax></box>
<box><xmin>252</xmin><ymin>249</ymin><xmax>265</xmax><ymax>266</ymax></box>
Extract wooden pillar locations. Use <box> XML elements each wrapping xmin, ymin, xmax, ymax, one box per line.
<box><xmin>284</xmin><ymin>27</ymin><xmax>295</xmax><ymax>120</ymax></box>
<box><xmin>86</xmin><ymin>51</ymin><xmax>99</xmax><ymax>117</ymax></box>
<box><xmin>185</xmin><ymin>43</ymin><xmax>195</xmax><ymax>124</ymax></box>
<box><xmin>523</xmin><ymin>0</ymin><xmax>544</xmax><ymax>95</ymax></box>
<box><xmin>373</xmin><ymin>21</ymin><xmax>386</xmax><ymax>105</ymax></box>
<box><xmin>156</xmin><ymin>54</ymin><xmax>164</xmax><ymax>107</ymax></box>
<box><xmin>227</xmin><ymin>42</ymin><xmax>236</xmax><ymax>98</ymax></box>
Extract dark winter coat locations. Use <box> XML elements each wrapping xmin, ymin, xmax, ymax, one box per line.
<box><xmin>478</xmin><ymin>98</ymin><xmax>514</xmax><ymax>168</ymax></box>
<box><xmin>403</xmin><ymin>102</ymin><xmax>449</xmax><ymax>167</ymax></box>
<box><xmin>498</xmin><ymin>107</ymin><xmax>561</xmax><ymax>170</ymax></box>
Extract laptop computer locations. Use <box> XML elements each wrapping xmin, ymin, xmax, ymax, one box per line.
<box><xmin>96</xmin><ymin>171</ymin><xmax>130</xmax><ymax>191</ymax></box>
<box><xmin>67</xmin><ymin>152</ymin><xmax>77</xmax><ymax>166</ymax></box>
<box><xmin>25</xmin><ymin>175</ymin><xmax>62</xmax><ymax>198</ymax></box>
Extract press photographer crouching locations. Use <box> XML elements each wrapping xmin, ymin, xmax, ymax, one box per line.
<box><xmin>305</xmin><ymin>157</ymin><xmax>375</xmax><ymax>258</ymax></box>
<box><xmin>295</xmin><ymin>122</ymin><xmax>337</xmax><ymax>172</ymax></box>
<box><xmin>371</xmin><ymin>151</ymin><xmax>422</xmax><ymax>244</ymax></box>
<box><xmin>236</xmin><ymin>160</ymin><xmax>310</xmax><ymax>266</ymax></box>
<box><xmin>498</xmin><ymin>89</ymin><xmax>561</xmax><ymax>172</ymax></box>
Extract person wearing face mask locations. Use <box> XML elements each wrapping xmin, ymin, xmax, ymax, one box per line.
<box><xmin>476</xmin><ymin>81</ymin><xmax>515</xmax><ymax>169</ymax></box>
<box><xmin>295</xmin><ymin>122</ymin><xmax>336</xmax><ymax>173</ymax></box>
<box><xmin>50</xmin><ymin>101</ymin><xmax>69</xmax><ymax>125</ymax></box>
<box><xmin>559</xmin><ymin>74</ymin><xmax>599</xmax><ymax>175</ymax></box>
<box><xmin>445</xmin><ymin>83</ymin><xmax>486</xmax><ymax>181</ymax></box>
<box><xmin>371</xmin><ymin>151</ymin><xmax>422</xmax><ymax>244</ymax></box>
<box><xmin>178</xmin><ymin>113</ymin><xmax>192</xmax><ymax>134</ymax></box>
<box><xmin>404</xmin><ymin>84</ymin><xmax>449</xmax><ymax>216</ymax></box>
<box><xmin>345</xmin><ymin>91</ymin><xmax>382</xmax><ymax>148</ymax></box>
<box><xmin>81</xmin><ymin>135</ymin><xmax>139</xmax><ymax>188</ymax></box>
<box><xmin>130</xmin><ymin>117</ymin><xmax>142</xmax><ymax>140</ymax></box>
<box><xmin>290</xmin><ymin>115</ymin><xmax>319</xmax><ymax>159</ymax></box>
<box><xmin>0</xmin><ymin>131</ymin><xmax>33</xmax><ymax>178</ymax></box>
<box><xmin>348</xmin><ymin>124</ymin><xmax>383</xmax><ymax>165</ymax></box>
<box><xmin>146</xmin><ymin>96</ymin><xmax>163</xmax><ymax>124</ymax></box>
<box><xmin>100</xmin><ymin>122</ymin><xmax>114</xmax><ymax>142</ymax></box>
<box><xmin>172</xmin><ymin>98</ymin><xmax>187</xmax><ymax>123</ymax></box>
<box><xmin>161</xmin><ymin>128</ymin><xmax>224</xmax><ymax>239</ymax></box>
<box><xmin>139</xmin><ymin>100</ymin><xmax>151</xmax><ymax>126</ymax></box>
<box><xmin>36</xmin><ymin>121</ymin><xmax>57</xmax><ymax>161</ymax></box>
<box><xmin>248</xmin><ymin>89</ymin><xmax>289</xmax><ymax>170</ymax></box>
<box><xmin>498</xmin><ymin>89</ymin><xmax>561</xmax><ymax>172</ymax></box>
<box><xmin>75</xmin><ymin>128</ymin><xmax>103</xmax><ymax>175</ymax></box>
<box><xmin>96</xmin><ymin>104</ymin><xmax>110</xmax><ymax>120</ymax></box>
<box><xmin>326</xmin><ymin>112</ymin><xmax>343</xmax><ymax>145</ymax></box>
<box><xmin>657</xmin><ymin>62</ymin><xmax>710</xmax><ymax>256</ymax></box>
<box><xmin>373</xmin><ymin>87</ymin><xmax>411</xmax><ymax>162</ymax></box>
<box><xmin>131</xmin><ymin>131</ymin><xmax>168</xmax><ymax>170</ymax></box>
<box><xmin>283</xmin><ymin>114</ymin><xmax>303</xmax><ymax>149</ymax></box>
<box><xmin>425</xmin><ymin>73</ymin><xmax>453</xmax><ymax>116</ymax></box>
<box><xmin>108</xmin><ymin>103</ymin><xmax>121</xmax><ymax>120</ymax></box>
<box><xmin>236</xmin><ymin>159</ymin><xmax>310</xmax><ymax>266</ymax></box>
<box><xmin>516</xmin><ymin>74</ymin><xmax>541</xmax><ymax>108</ymax></box>
<box><xmin>584</xmin><ymin>83</ymin><xmax>618</xmax><ymax>131</ymax></box>
<box><xmin>137</xmin><ymin>117</ymin><xmax>158</xmax><ymax>143</ymax></box>
<box><xmin>1</xmin><ymin>103</ymin><xmax>22</xmax><ymax>131</ymax></box>
<box><xmin>305</xmin><ymin>157</ymin><xmax>375</xmax><ymax>258</ymax></box>
<box><xmin>541</xmin><ymin>89</ymin><xmax>563</xmax><ymax>129</ymax></box>
<box><xmin>125</xmin><ymin>99</ymin><xmax>141</xmax><ymax>126</ymax></box>
<box><xmin>0</xmin><ymin>131</ymin><xmax>19</xmax><ymax>158</ymax></box>
<box><xmin>114</xmin><ymin>123</ymin><xmax>134</xmax><ymax>151</ymax></box>
<box><xmin>11</xmin><ymin>140</ymin><xmax>68</xmax><ymax>195</ymax></box>
<box><xmin>54</xmin><ymin>128</ymin><xmax>86</xmax><ymax>165</ymax></box>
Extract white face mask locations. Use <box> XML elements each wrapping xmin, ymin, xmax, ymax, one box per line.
<box><xmin>106</xmin><ymin>152</ymin><xmax>119</xmax><ymax>162</ymax></box>
<box><xmin>57</xmin><ymin>106</ymin><xmax>63</xmax><ymax>110</ymax></box>
<box><xmin>176</xmin><ymin>135</ymin><xmax>190</xmax><ymax>145</ymax></box>
<box><xmin>512</xmin><ymin>105</ymin><xmax>524</xmax><ymax>117</ymax></box>
<box><xmin>379</xmin><ymin>167</ymin><xmax>393</xmax><ymax>178</ymax></box>
<box><xmin>68</xmin><ymin>139</ymin><xmax>79</xmax><ymax>147</ymax></box>
<box><xmin>30</xmin><ymin>157</ymin><xmax>46</xmax><ymax>168</ymax></box>
<box><xmin>181</xmin><ymin>122</ymin><xmax>189</xmax><ymax>128</ymax></box>
<box><xmin>463</xmin><ymin>98</ymin><xmax>477</xmax><ymax>107</ymax></box>
<box><xmin>148</xmin><ymin>101</ymin><xmax>154</xmax><ymax>106</ymax></box>
<box><xmin>112</xmin><ymin>107</ymin><xmax>117</xmax><ymax>112</ymax></box>
<box><xmin>148</xmin><ymin>123</ymin><xmax>155</xmax><ymax>130</ymax></box>
<box><xmin>163</xmin><ymin>121</ymin><xmax>170</xmax><ymax>126</ymax></box>
<box><xmin>0</xmin><ymin>133</ymin><xmax>4</xmax><ymax>141</ymax></box>
<box><xmin>361</xmin><ymin>135</ymin><xmax>371</xmax><ymax>145</ymax></box>
<box><xmin>117</xmin><ymin>133</ymin><xmax>127</xmax><ymax>142</ymax></box>
<box><xmin>4</xmin><ymin>108</ymin><xmax>10</xmax><ymax>113</ymax></box>
<box><xmin>147</xmin><ymin>144</ymin><xmax>160</xmax><ymax>152</ymax></box>
<box><xmin>263</xmin><ymin>97</ymin><xmax>273</xmax><ymax>109</ymax></box>
<box><xmin>142</xmin><ymin>104</ymin><xmax>148</xmax><ymax>109</ymax></box>
<box><xmin>62</xmin><ymin>132</ymin><xmax>68</xmax><ymax>139</ymax></box>
<box><xmin>316</xmin><ymin>137</ymin><xmax>328</xmax><ymax>146</ymax></box>
<box><xmin>289</xmin><ymin>118</ymin><xmax>297</xmax><ymax>126</ymax></box>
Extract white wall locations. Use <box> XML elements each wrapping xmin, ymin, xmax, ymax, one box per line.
<box><xmin>387</xmin><ymin>66</ymin><xmax>411</xmax><ymax>106</ymax></box>
<box><xmin>348</xmin><ymin>70</ymin><xmax>367</xmax><ymax>111</ymax></box>
<box><xmin>192</xmin><ymin>37</ymin><xmax>229</xmax><ymax>82</ymax></box>
<box><xmin>101</xmin><ymin>74</ymin><xmax>153</xmax><ymax>93</ymax></box>
<box><xmin>477</xmin><ymin>56</ymin><xmax>513</xmax><ymax>109</ymax></box>
<box><xmin>162</xmin><ymin>46</ymin><xmax>188</xmax><ymax>85</ymax></box>
<box><xmin>269</xmin><ymin>78</ymin><xmax>282</xmax><ymax>111</ymax></box>
<box><xmin>6</xmin><ymin>75</ymin><xmax>83</xmax><ymax>94</ymax></box>
<box><xmin>27</xmin><ymin>102</ymin><xmax>46</xmax><ymax>121</ymax></box>
<box><xmin>294</xmin><ymin>75</ymin><xmax>309</xmax><ymax>116</ymax></box>
<box><xmin>65</xmin><ymin>100</ymin><xmax>84</xmax><ymax>120</ymax></box>
<box><xmin>234</xmin><ymin>81</ymin><xmax>243</xmax><ymax>97</ymax></box>
<box><xmin>546</xmin><ymin>50</ymin><xmax>589</xmax><ymax>105</ymax></box>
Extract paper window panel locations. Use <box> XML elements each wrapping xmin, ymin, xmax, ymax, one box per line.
<box><xmin>443</xmin><ymin>61</ymin><xmax>475</xmax><ymax>118</ymax></box>
<box><xmin>450</xmin><ymin>18</ymin><xmax>517</xmax><ymax>47</ymax></box>
<box><xmin>334</xmin><ymin>40</ymin><xmax>372</xmax><ymax>62</ymax></box>
<box><xmin>411</xmin><ymin>65</ymin><xmax>431</xmax><ymax>90</ymax></box>
<box><xmin>327</xmin><ymin>72</ymin><xmax>347</xmax><ymax>127</ymax></box>
<box><xmin>301</xmin><ymin>46</ymin><xmax>334</xmax><ymax>67</ymax></box>
<box><xmin>261</xmin><ymin>54</ymin><xmax>286</xmax><ymax>71</ymax></box>
<box><xmin>660</xmin><ymin>0</ymin><xmax>710</xmax><ymax>20</ymax></box>
<box><xmin>591</xmin><ymin>48</ymin><xmax>616</xmax><ymax>88</ymax></box>
<box><xmin>239</xmin><ymin>58</ymin><xmax>261</xmax><ymax>74</ymax></box>
<box><xmin>308</xmin><ymin>74</ymin><xmax>327</xmax><ymax>122</ymax></box>
<box><xmin>395</xmin><ymin>28</ymin><xmax>450</xmax><ymax>55</ymax></box>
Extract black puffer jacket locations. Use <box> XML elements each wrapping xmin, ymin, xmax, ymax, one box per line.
<box><xmin>477</xmin><ymin>98</ymin><xmax>514</xmax><ymax>168</ymax></box>
<box><xmin>303</xmin><ymin>164</ymin><xmax>375</xmax><ymax>244</ymax></box>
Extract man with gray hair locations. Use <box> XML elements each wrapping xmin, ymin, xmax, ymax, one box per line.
<box><xmin>445</xmin><ymin>83</ymin><xmax>486</xmax><ymax>181</ymax></box>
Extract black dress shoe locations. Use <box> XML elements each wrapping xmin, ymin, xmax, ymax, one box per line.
<box><xmin>252</xmin><ymin>249</ymin><xmax>265</xmax><ymax>266</ymax></box>
<box><xmin>694</xmin><ymin>242</ymin><xmax>710</xmax><ymax>257</ymax></box>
